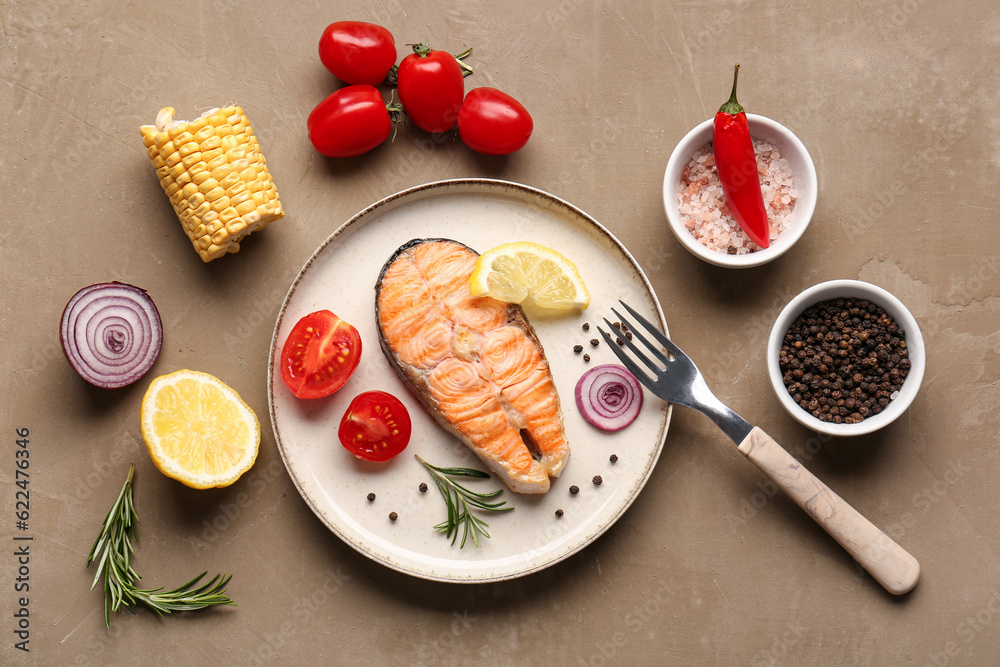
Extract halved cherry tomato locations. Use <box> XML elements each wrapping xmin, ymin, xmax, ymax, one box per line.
<box><xmin>457</xmin><ymin>87</ymin><xmax>533</xmax><ymax>155</ymax></box>
<box><xmin>338</xmin><ymin>391</ymin><xmax>411</xmax><ymax>462</ymax></box>
<box><xmin>280</xmin><ymin>310</ymin><xmax>362</xmax><ymax>399</ymax></box>
<box><xmin>396</xmin><ymin>43</ymin><xmax>465</xmax><ymax>133</ymax></box>
<box><xmin>318</xmin><ymin>21</ymin><xmax>396</xmax><ymax>85</ymax></box>
<box><xmin>307</xmin><ymin>85</ymin><xmax>400</xmax><ymax>157</ymax></box>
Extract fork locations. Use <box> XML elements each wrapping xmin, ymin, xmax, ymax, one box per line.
<box><xmin>599</xmin><ymin>301</ymin><xmax>920</xmax><ymax>595</ymax></box>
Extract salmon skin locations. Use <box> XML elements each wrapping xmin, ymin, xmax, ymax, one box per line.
<box><xmin>375</xmin><ymin>238</ymin><xmax>570</xmax><ymax>494</ymax></box>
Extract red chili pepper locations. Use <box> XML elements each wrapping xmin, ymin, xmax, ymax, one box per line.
<box><xmin>713</xmin><ymin>64</ymin><xmax>770</xmax><ymax>249</ymax></box>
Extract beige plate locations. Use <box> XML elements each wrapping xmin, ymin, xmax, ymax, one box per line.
<box><xmin>267</xmin><ymin>179</ymin><xmax>671</xmax><ymax>583</ymax></box>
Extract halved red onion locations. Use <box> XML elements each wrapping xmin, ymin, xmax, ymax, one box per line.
<box><xmin>60</xmin><ymin>282</ymin><xmax>163</xmax><ymax>389</ymax></box>
<box><xmin>575</xmin><ymin>364</ymin><xmax>643</xmax><ymax>432</ymax></box>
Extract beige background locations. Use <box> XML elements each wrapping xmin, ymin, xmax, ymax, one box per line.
<box><xmin>3</xmin><ymin>0</ymin><xmax>999</xmax><ymax>664</ymax></box>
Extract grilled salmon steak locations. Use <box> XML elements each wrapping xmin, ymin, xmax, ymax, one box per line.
<box><xmin>376</xmin><ymin>239</ymin><xmax>569</xmax><ymax>493</ymax></box>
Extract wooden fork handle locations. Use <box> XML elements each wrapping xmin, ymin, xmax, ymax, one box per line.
<box><xmin>737</xmin><ymin>427</ymin><xmax>920</xmax><ymax>595</ymax></box>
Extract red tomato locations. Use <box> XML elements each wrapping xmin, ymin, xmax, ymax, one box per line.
<box><xmin>457</xmin><ymin>88</ymin><xmax>533</xmax><ymax>155</ymax></box>
<box><xmin>308</xmin><ymin>85</ymin><xmax>394</xmax><ymax>157</ymax></box>
<box><xmin>396</xmin><ymin>44</ymin><xmax>465</xmax><ymax>133</ymax></box>
<box><xmin>318</xmin><ymin>21</ymin><xmax>396</xmax><ymax>85</ymax></box>
<box><xmin>338</xmin><ymin>391</ymin><xmax>412</xmax><ymax>462</ymax></box>
<box><xmin>280</xmin><ymin>310</ymin><xmax>362</xmax><ymax>399</ymax></box>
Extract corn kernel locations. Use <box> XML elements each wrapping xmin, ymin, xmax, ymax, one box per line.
<box><xmin>219</xmin><ymin>207</ymin><xmax>239</xmax><ymax>224</ymax></box>
<box><xmin>219</xmin><ymin>172</ymin><xmax>240</xmax><ymax>190</ymax></box>
<box><xmin>228</xmin><ymin>182</ymin><xmax>248</xmax><ymax>199</ymax></box>
<box><xmin>181</xmin><ymin>152</ymin><xmax>202</xmax><ymax>169</ymax></box>
<box><xmin>178</xmin><ymin>142</ymin><xmax>200</xmax><ymax>159</ymax></box>
<box><xmin>210</xmin><ymin>164</ymin><xmax>233</xmax><ymax>181</ymax></box>
<box><xmin>200</xmin><ymin>135</ymin><xmax>222</xmax><ymax>152</ymax></box>
<box><xmin>206</xmin><ymin>154</ymin><xmax>228</xmax><ymax>171</ymax></box>
<box><xmin>190</xmin><ymin>166</ymin><xmax>211</xmax><ymax>183</ymax></box>
<box><xmin>194</xmin><ymin>125</ymin><xmax>215</xmax><ymax>142</ymax></box>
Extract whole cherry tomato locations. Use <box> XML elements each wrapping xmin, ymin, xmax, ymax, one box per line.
<box><xmin>338</xmin><ymin>391</ymin><xmax>412</xmax><ymax>462</ymax></box>
<box><xmin>396</xmin><ymin>43</ymin><xmax>465</xmax><ymax>133</ymax></box>
<box><xmin>457</xmin><ymin>87</ymin><xmax>533</xmax><ymax>155</ymax></box>
<box><xmin>307</xmin><ymin>85</ymin><xmax>401</xmax><ymax>157</ymax></box>
<box><xmin>318</xmin><ymin>21</ymin><xmax>396</xmax><ymax>85</ymax></box>
<box><xmin>280</xmin><ymin>310</ymin><xmax>362</xmax><ymax>399</ymax></box>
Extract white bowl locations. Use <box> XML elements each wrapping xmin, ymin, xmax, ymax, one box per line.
<box><xmin>662</xmin><ymin>114</ymin><xmax>817</xmax><ymax>268</ymax></box>
<box><xmin>767</xmin><ymin>280</ymin><xmax>926</xmax><ymax>436</ymax></box>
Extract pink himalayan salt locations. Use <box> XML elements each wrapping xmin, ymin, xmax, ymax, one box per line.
<box><xmin>677</xmin><ymin>141</ymin><xmax>797</xmax><ymax>255</ymax></box>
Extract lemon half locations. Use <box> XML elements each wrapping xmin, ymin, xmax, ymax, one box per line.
<box><xmin>141</xmin><ymin>369</ymin><xmax>260</xmax><ymax>489</ymax></box>
<box><xmin>469</xmin><ymin>242</ymin><xmax>590</xmax><ymax>310</ymax></box>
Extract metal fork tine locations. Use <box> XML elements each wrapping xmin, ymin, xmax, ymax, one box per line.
<box><xmin>617</xmin><ymin>300</ymin><xmax>685</xmax><ymax>360</ymax></box>
<box><xmin>597</xmin><ymin>326</ymin><xmax>657</xmax><ymax>386</ymax></box>
<box><xmin>610</xmin><ymin>307</ymin><xmax>671</xmax><ymax>367</ymax></box>
<box><xmin>604</xmin><ymin>313</ymin><xmax>669</xmax><ymax>377</ymax></box>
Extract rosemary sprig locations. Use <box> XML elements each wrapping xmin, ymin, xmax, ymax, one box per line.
<box><xmin>416</xmin><ymin>455</ymin><xmax>513</xmax><ymax>548</ymax></box>
<box><xmin>86</xmin><ymin>465</ymin><xmax>235</xmax><ymax>627</ymax></box>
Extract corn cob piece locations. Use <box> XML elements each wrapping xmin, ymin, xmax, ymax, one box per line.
<box><xmin>140</xmin><ymin>106</ymin><xmax>283</xmax><ymax>262</ymax></box>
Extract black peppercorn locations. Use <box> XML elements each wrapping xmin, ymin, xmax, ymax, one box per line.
<box><xmin>610</xmin><ymin>454</ymin><xmax>618</xmax><ymax>463</ymax></box>
<box><xmin>593</xmin><ymin>475</ymin><xmax>603</xmax><ymax>486</ymax></box>
<box><xmin>555</xmin><ymin>509</ymin><xmax>564</xmax><ymax>518</ymax></box>
<box><xmin>573</xmin><ymin>344</ymin><xmax>583</xmax><ymax>353</ymax></box>
<box><xmin>779</xmin><ymin>297</ymin><xmax>908</xmax><ymax>424</ymax></box>
<box><xmin>583</xmin><ymin>354</ymin><xmax>591</xmax><ymax>362</ymax></box>
<box><xmin>389</xmin><ymin>512</ymin><xmax>398</xmax><ymax>521</ymax></box>
<box><xmin>367</xmin><ymin>493</ymin><xmax>376</xmax><ymax>502</ymax></box>
<box><xmin>582</xmin><ymin>323</ymin><xmax>590</xmax><ymax>331</ymax></box>
<box><xmin>590</xmin><ymin>338</ymin><xmax>599</xmax><ymax>347</ymax></box>
<box><xmin>569</xmin><ymin>485</ymin><xmax>580</xmax><ymax>495</ymax></box>
<box><xmin>418</xmin><ymin>483</ymin><xmax>427</xmax><ymax>493</ymax></box>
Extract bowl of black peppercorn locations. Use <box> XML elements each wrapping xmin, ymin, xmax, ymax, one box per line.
<box><xmin>767</xmin><ymin>280</ymin><xmax>925</xmax><ymax>436</ymax></box>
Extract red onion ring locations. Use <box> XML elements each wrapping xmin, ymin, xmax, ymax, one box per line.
<box><xmin>574</xmin><ymin>364</ymin><xmax>643</xmax><ymax>432</ymax></box>
<box><xmin>60</xmin><ymin>282</ymin><xmax>163</xmax><ymax>388</ymax></box>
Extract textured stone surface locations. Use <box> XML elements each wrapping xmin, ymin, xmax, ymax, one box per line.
<box><xmin>2</xmin><ymin>0</ymin><xmax>998</xmax><ymax>663</ymax></box>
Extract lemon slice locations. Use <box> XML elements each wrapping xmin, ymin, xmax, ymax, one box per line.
<box><xmin>469</xmin><ymin>242</ymin><xmax>591</xmax><ymax>310</ymax></box>
<box><xmin>141</xmin><ymin>369</ymin><xmax>260</xmax><ymax>489</ymax></box>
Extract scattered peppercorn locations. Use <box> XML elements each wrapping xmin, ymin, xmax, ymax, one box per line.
<box><xmin>625</xmin><ymin>331</ymin><xmax>632</xmax><ymax>340</ymax></box>
<box><xmin>593</xmin><ymin>475</ymin><xmax>603</xmax><ymax>486</ymax></box>
<box><xmin>610</xmin><ymin>454</ymin><xmax>618</xmax><ymax>463</ymax></box>
<box><xmin>583</xmin><ymin>354</ymin><xmax>591</xmax><ymax>362</ymax></box>
<box><xmin>778</xmin><ymin>297</ymin><xmax>909</xmax><ymax>424</ymax></box>
<box><xmin>590</xmin><ymin>338</ymin><xmax>600</xmax><ymax>347</ymax></box>
<box><xmin>389</xmin><ymin>512</ymin><xmax>398</xmax><ymax>521</ymax></box>
<box><xmin>418</xmin><ymin>482</ymin><xmax>427</xmax><ymax>493</ymax></box>
<box><xmin>582</xmin><ymin>323</ymin><xmax>590</xmax><ymax>331</ymax></box>
<box><xmin>367</xmin><ymin>493</ymin><xmax>376</xmax><ymax>502</ymax></box>
<box><xmin>569</xmin><ymin>485</ymin><xmax>580</xmax><ymax>495</ymax></box>
<box><xmin>555</xmin><ymin>509</ymin><xmax>564</xmax><ymax>518</ymax></box>
<box><xmin>612</xmin><ymin>322</ymin><xmax>621</xmax><ymax>330</ymax></box>
<box><xmin>616</xmin><ymin>337</ymin><xmax>624</xmax><ymax>346</ymax></box>
<box><xmin>573</xmin><ymin>344</ymin><xmax>583</xmax><ymax>353</ymax></box>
